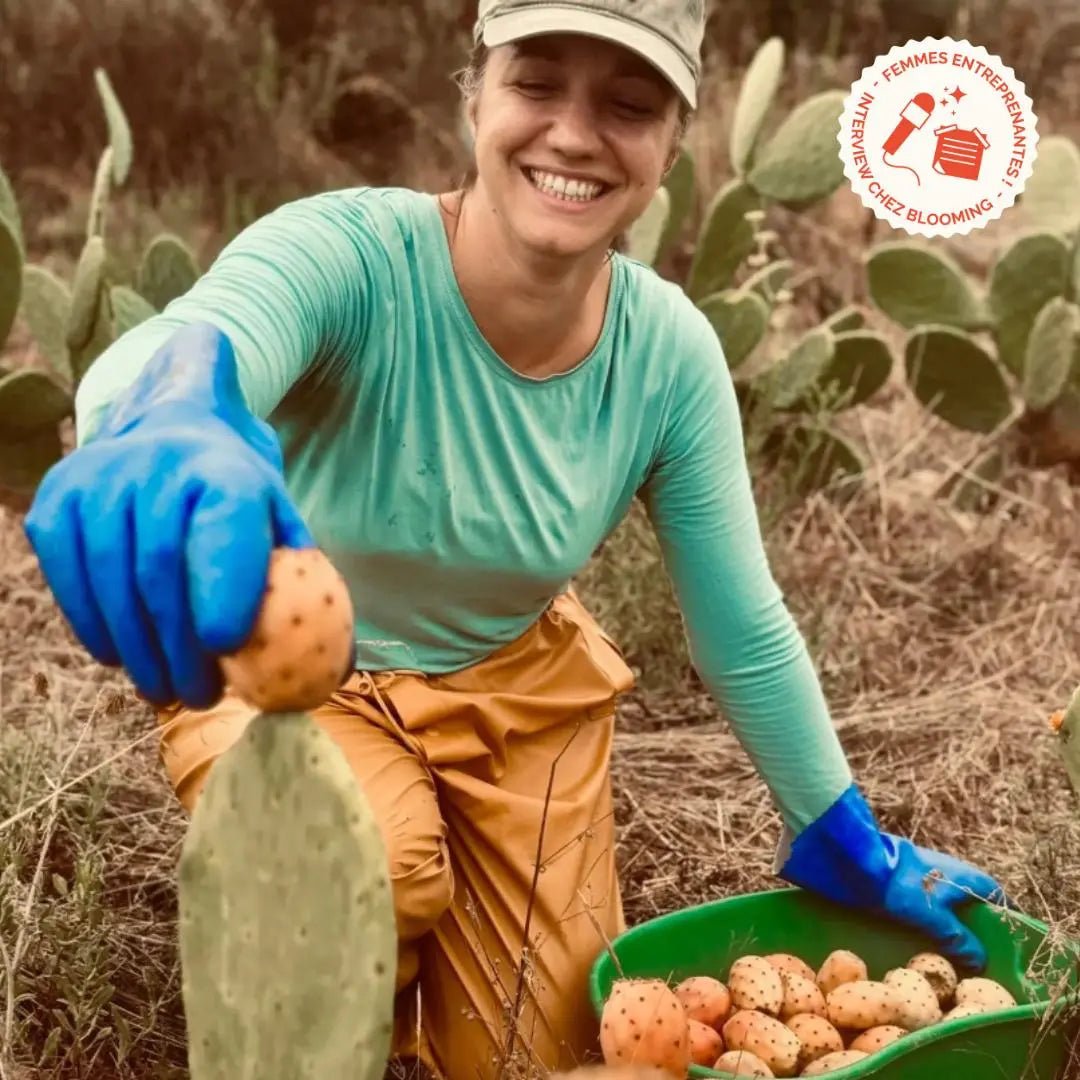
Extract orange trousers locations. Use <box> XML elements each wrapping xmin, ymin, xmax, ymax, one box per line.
<box><xmin>156</xmin><ymin>590</ymin><xmax>636</xmax><ymax>1079</ymax></box>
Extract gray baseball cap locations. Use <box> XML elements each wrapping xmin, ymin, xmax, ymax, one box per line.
<box><xmin>474</xmin><ymin>0</ymin><xmax>705</xmax><ymax>109</ymax></box>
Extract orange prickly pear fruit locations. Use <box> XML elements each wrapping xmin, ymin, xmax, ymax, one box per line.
<box><xmin>220</xmin><ymin>546</ymin><xmax>355</xmax><ymax>713</ymax></box>
<box><xmin>599</xmin><ymin>978</ymin><xmax>691</xmax><ymax>1076</ymax></box>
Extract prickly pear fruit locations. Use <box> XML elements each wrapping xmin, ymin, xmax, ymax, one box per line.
<box><xmin>779</xmin><ymin>972</ymin><xmax>826</xmax><ymax>1020</ymax></box>
<box><xmin>674</xmin><ymin>975</ymin><xmax>732</xmax><ymax>1030</ymax></box>
<box><xmin>883</xmin><ymin>967</ymin><xmax>942</xmax><ymax>1030</ymax></box>
<box><xmin>599</xmin><ymin>978</ymin><xmax>691</xmax><ymax>1076</ymax></box>
<box><xmin>816</xmin><ymin>951</ymin><xmax>868</xmax><ymax>997</ymax></box>
<box><xmin>712</xmin><ymin>1049</ymin><xmax>775</xmax><ymax>1076</ymax></box>
<box><xmin>765</xmin><ymin>954</ymin><xmax>817</xmax><ymax>984</ymax></box>
<box><xmin>688</xmin><ymin>1018</ymin><xmax>725</xmax><ymax>1066</ymax></box>
<box><xmin>825</xmin><ymin>981</ymin><xmax>900</xmax><ymax>1031</ymax></box>
<box><xmin>721</xmin><ymin>1010</ymin><xmax>801</xmax><ymax>1077</ymax></box>
<box><xmin>943</xmin><ymin>1003</ymin><xmax>988</xmax><ymax>1021</ymax></box>
<box><xmin>954</xmin><ymin>978</ymin><xmax>1016</xmax><ymax>1011</ymax></box>
<box><xmin>177</xmin><ymin>711</ymin><xmax>396</xmax><ymax>1079</ymax></box>
<box><xmin>800</xmin><ymin>1049</ymin><xmax>870</xmax><ymax>1075</ymax></box>
<box><xmin>728</xmin><ymin>955</ymin><xmax>784</xmax><ymax>1015</ymax></box>
<box><xmin>906</xmin><ymin>952</ymin><xmax>958</xmax><ymax>1007</ymax></box>
<box><xmin>220</xmin><ymin>546</ymin><xmax>355</xmax><ymax>713</ymax></box>
<box><xmin>721</xmin><ymin>1008</ymin><xmax>758</xmax><ymax>1048</ymax></box>
<box><xmin>785</xmin><ymin>1013</ymin><xmax>843</xmax><ymax>1071</ymax></box>
<box><xmin>849</xmin><ymin>1025</ymin><xmax>907</xmax><ymax>1052</ymax></box>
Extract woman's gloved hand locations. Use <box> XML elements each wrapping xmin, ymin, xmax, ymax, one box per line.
<box><xmin>23</xmin><ymin>321</ymin><xmax>315</xmax><ymax>710</ymax></box>
<box><xmin>777</xmin><ymin>784</ymin><xmax>1007</xmax><ymax>972</ymax></box>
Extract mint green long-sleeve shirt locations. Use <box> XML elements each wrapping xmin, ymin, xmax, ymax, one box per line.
<box><xmin>75</xmin><ymin>185</ymin><xmax>852</xmax><ymax>831</ymax></box>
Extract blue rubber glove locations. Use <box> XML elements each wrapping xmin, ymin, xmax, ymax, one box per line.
<box><xmin>24</xmin><ymin>321</ymin><xmax>318</xmax><ymax>710</ymax></box>
<box><xmin>777</xmin><ymin>784</ymin><xmax>1006</xmax><ymax>972</ymax></box>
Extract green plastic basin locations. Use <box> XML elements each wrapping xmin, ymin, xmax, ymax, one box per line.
<box><xmin>588</xmin><ymin>887</ymin><xmax>1080</xmax><ymax>1078</ymax></box>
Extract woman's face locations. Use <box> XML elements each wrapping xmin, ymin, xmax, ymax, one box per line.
<box><xmin>468</xmin><ymin>33</ymin><xmax>682</xmax><ymax>262</ymax></box>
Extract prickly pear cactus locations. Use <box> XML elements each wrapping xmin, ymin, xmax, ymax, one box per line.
<box><xmin>863</xmin><ymin>168</ymin><xmax>1080</xmax><ymax>481</ymax></box>
<box><xmin>138</xmin><ymin>233</ymin><xmax>201</xmax><ymax>312</ymax></box>
<box><xmin>538</xmin><ymin>35</ymin><xmax>898</xmax><ymax>500</ymax></box>
<box><xmin>178</xmin><ymin>711</ymin><xmax>397</xmax><ymax>1080</ymax></box>
<box><xmin>865</xmin><ymin>243</ymin><xmax>988</xmax><ymax>332</ymax></box>
<box><xmin>625</xmin><ymin>187</ymin><xmax>670</xmax><ymax>266</ymax></box>
<box><xmin>990</xmin><ymin>232</ymin><xmax>1071</xmax><ymax>379</ymax></box>
<box><xmin>729</xmin><ymin>36</ymin><xmax>785</xmax><ymax>177</ymax></box>
<box><xmin>745</xmin><ymin>90</ymin><xmax>847</xmax><ymax>207</ymax></box>
<box><xmin>0</xmin><ymin>66</ymin><xmax>203</xmax><ymax>509</ymax></box>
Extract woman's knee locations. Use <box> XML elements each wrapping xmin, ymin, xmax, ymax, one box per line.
<box><xmin>158</xmin><ymin>693</ymin><xmax>455</xmax><ymax>939</ymax></box>
<box><xmin>383</xmin><ymin>808</ymin><xmax>455</xmax><ymax>942</ymax></box>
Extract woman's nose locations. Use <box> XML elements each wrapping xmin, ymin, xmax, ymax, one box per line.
<box><xmin>544</xmin><ymin>96</ymin><xmax>604</xmax><ymax>157</ymax></box>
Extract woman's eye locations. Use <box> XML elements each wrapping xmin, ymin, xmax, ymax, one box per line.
<box><xmin>615</xmin><ymin>100</ymin><xmax>653</xmax><ymax>117</ymax></box>
<box><xmin>516</xmin><ymin>80</ymin><xmax>554</xmax><ymax>95</ymax></box>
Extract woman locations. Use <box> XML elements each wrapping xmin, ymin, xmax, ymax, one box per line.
<box><xmin>24</xmin><ymin>0</ymin><xmax>1005</xmax><ymax>1076</ymax></box>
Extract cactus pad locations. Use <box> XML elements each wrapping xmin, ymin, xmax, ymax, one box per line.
<box><xmin>0</xmin><ymin>370</ymin><xmax>73</xmax><ymax>433</ymax></box>
<box><xmin>824</xmin><ymin>306</ymin><xmax>866</xmax><ymax>333</ymax></box>
<box><xmin>110</xmin><ymin>284</ymin><xmax>158</xmax><ymax>338</ymax></box>
<box><xmin>0</xmin><ymin>217</ymin><xmax>21</xmax><ymax>346</ymax></box>
<box><xmin>625</xmin><ymin>186</ymin><xmax>669</xmax><ymax>266</ymax></box>
<box><xmin>686</xmin><ymin>179</ymin><xmax>762</xmax><ymax>300</ymax></box>
<box><xmin>866</xmin><ymin>242</ymin><xmax>987</xmax><ymax>331</ymax></box>
<box><xmin>746</xmin><ymin>90</ymin><xmax>847</xmax><ymax>206</ymax></box>
<box><xmin>658</xmin><ymin>147</ymin><xmax>695</xmax><ymax>259</ymax></box>
<box><xmin>94</xmin><ymin>68</ymin><xmax>133</xmax><ymax>185</ymax></box>
<box><xmin>138</xmin><ymin>234</ymin><xmax>200</xmax><ymax>311</ymax></box>
<box><xmin>905</xmin><ymin>326</ymin><xmax>1012</xmax><ymax>432</ymax></box>
<box><xmin>0</xmin><ymin>164</ymin><xmax>23</xmax><ymax>257</ymax></box>
<box><xmin>698</xmin><ymin>289</ymin><xmax>769</xmax><ymax>370</ymax></box>
<box><xmin>65</xmin><ymin>236</ymin><xmax>107</xmax><ymax>354</ymax></box>
<box><xmin>178</xmin><ymin>711</ymin><xmax>396</xmax><ymax>1080</ymax></box>
<box><xmin>1022</xmin><ymin>297</ymin><xmax>1080</xmax><ymax>411</ymax></box>
<box><xmin>757</xmin><ymin>327</ymin><xmax>835</xmax><ymax>410</ymax></box>
<box><xmin>1017</xmin><ymin>135</ymin><xmax>1080</xmax><ymax>234</ymax></box>
<box><xmin>0</xmin><ymin>425</ymin><xmax>63</xmax><ymax>506</ymax></box>
<box><xmin>70</xmin><ymin>287</ymin><xmax>115</xmax><ymax>386</ymax></box>
<box><xmin>816</xmin><ymin>330</ymin><xmax>893</xmax><ymax>409</ymax></box>
<box><xmin>20</xmin><ymin>265</ymin><xmax>72</xmax><ymax>381</ymax></box>
<box><xmin>730</xmin><ymin>36</ymin><xmax>785</xmax><ymax>176</ymax></box>
<box><xmin>990</xmin><ymin>232</ymin><xmax>1071</xmax><ymax>379</ymax></box>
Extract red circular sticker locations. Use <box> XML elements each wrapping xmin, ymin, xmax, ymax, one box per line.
<box><xmin>837</xmin><ymin>37</ymin><xmax>1039</xmax><ymax>237</ymax></box>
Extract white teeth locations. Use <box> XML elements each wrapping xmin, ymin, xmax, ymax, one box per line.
<box><xmin>527</xmin><ymin>169</ymin><xmax>604</xmax><ymax>201</ymax></box>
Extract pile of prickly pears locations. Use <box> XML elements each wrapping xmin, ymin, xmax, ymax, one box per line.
<box><xmin>598</xmin><ymin>947</ymin><xmax>1019</xmax><ymax>1077</ymax></box>
<box><xmin>0</xmin><ymin>69</ymin><xmax>200</xmax><ymax>510</ymax></box>
<box><xmin>177</xmin><ymin>547</ymin><xmax>396</xmax><ymax>1080</ymax></box>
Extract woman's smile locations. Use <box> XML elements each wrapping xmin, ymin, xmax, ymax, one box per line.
<box><xmin>520</xmin><ymin>166</ymin><xmax>615</xmax><ymax>212</ymax></box>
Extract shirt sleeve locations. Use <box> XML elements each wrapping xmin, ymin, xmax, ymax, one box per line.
<box><xmin>639</xmin><ymin>307</ymin><xmax>853</xmax><ymax>834</ymax></box>
<box><xmin>74</xmin><ymin>189</ymin><xmax>379</xmax><ymax>444</ymax></box>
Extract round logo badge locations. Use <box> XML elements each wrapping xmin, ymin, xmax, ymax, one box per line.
<box><xmin>837</xmin><ymin>37</ymin><xmax>1039</xmax><ymax>238</ymax></box>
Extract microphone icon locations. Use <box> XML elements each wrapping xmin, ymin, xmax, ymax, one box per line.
<box><xmin>883</xmin><ymin>92</ymin><xmax>936</xmax><ymax>155</ymax></box>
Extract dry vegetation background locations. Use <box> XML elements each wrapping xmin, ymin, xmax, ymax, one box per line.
<box><xmin>0</xmin><ymin>0</ymin><xmax>1079</xmax><ymax>1077</ymax></box>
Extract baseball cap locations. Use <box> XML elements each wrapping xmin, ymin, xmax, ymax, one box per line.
<box><xmin>473</xmin><ymin>0</ymin><xmax>706</xmax><ymax>109</ymax></box>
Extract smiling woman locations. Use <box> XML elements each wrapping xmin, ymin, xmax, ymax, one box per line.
<box><xmin>24</xmin><ymin>0</ymin><xmax>1007</xmax><ymax>1077</ymax></box>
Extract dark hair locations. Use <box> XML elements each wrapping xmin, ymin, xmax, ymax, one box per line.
<box><xmin>449</xmin><ymin>40</ymin><xmax>694</xmax><ymax>208</ymax></box>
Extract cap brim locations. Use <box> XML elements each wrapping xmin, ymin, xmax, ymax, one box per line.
<box><xmin>481</xmin><ymin>7</ymin><xmax>697</xmax><ymax>109</ymax></box>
